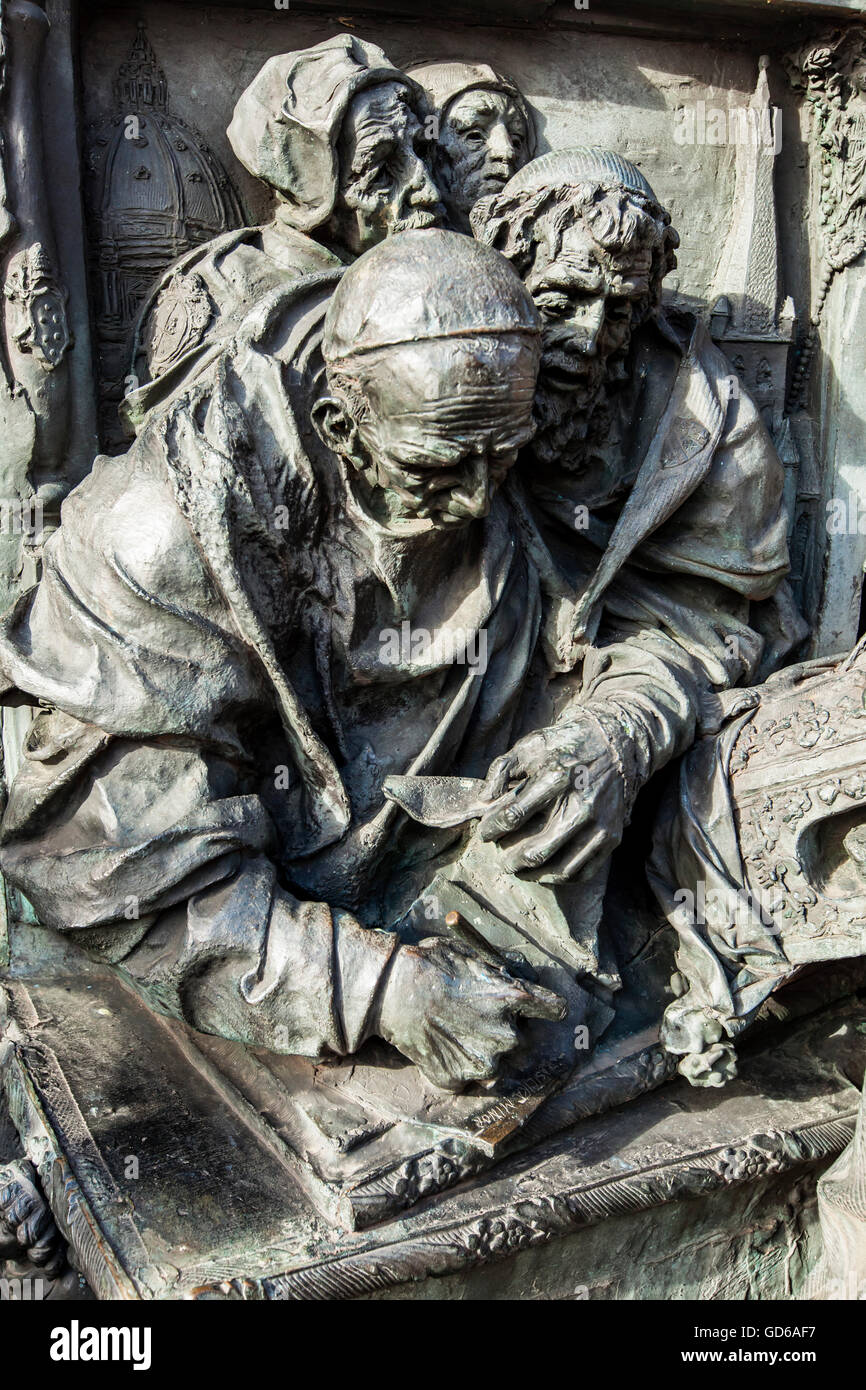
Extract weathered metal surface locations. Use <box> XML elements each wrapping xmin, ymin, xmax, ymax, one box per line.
<box><xmin>2</xmin><ymin>967</ymin><xmax>864</xmax><ymax>1299</ymax></box>
<box><xmin>2</xmin><ymin>1</ymin><xmax>866</xmax><ymax>1300</ymax></box>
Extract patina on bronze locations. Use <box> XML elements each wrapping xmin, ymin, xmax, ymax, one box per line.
<box><xmin>2</xmin><ymin>9</ymin><xmax>866</xmax><ymax>1303</ymax></box>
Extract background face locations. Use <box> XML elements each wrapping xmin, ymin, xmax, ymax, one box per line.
<box><xmin>438</xmin><ymin>90</ymin><xmax>529</xmax><ymax>230</ymax></box>
<box><xmin>334</xmin><ymin>81</ymin><xmax>441</xmax><ymax>254</ymax></box>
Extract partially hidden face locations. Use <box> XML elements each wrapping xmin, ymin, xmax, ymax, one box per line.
<box><xmin>340</xmin><ymin>335</ymin><xmax>540</xmax><ymax>527</ymax></box>
<box><xmin>333</xmin><ymin>81</ymin><xmax>442</xmax><ymax>254</ymax></box>
<box><xmin>438</xmin><ymin>89</ymin><xmax>530</xmax><ymax>231</ymax></box>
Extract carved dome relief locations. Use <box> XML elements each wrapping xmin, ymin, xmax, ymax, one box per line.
<box><xmin>84</xmin><ymin>22</ymin><xmax>244</xmax><ymax>448</ymax></box>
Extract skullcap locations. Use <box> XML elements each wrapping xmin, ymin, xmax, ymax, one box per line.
<box><xmin>502</xmin><ymin>147</ymin><xmax>658</xmax><ymax>202</ymax></box>
<box><xmin>323</xmin><ymin>228</ymin><xmax>540</xmax><ymax>362</ymax></box>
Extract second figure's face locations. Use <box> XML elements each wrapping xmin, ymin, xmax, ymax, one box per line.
<box><xmin>526</xmin><ymin>210</ymin><xmax>652</xmax><ymax>405</ymax></box>
<box><xmin>331</xmin><ymin>82</ymin><xmax>442</xmax><ymax>255</ymax></box>
<box><xmin>437</xmin><ymin>90</ymin><xmax>530</xmax><ymax>232</ymax></box>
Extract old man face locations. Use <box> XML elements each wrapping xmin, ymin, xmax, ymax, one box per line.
<box><xmin>437</xmin><ymin>89</ymin><xmax>530</xmax><ymax>231</ymax></box>
<box><xmin>315</xmin><ymin>228</ymin><xmax>541</xmax><ymax>525</ymax></box>
<box><xmin>353</xmin><ymin>337</ymin><xmax>538</xmax><ymax>525</ymax></box>
<box><xmin>475</xmin><ymin>174</ymin><xmax>675</xmax><ymax>473</ymax></box>
<box><xmin>526</xmin><ymin>200</ymin><xmax>654</xmax><ymax>457</ymax></box>
<box><xmin>330</xmin><ymin>82</ymin><xmax>442</xmax><ymax>255</ymax></box>
<box><xmin>320</xmin><ymin>335</ymin><xmax>539</xmax><ymax>527</ymax></box>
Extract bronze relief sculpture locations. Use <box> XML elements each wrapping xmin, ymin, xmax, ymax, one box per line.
<box><xmin>407</xmin><ymin>60</ymin><xmax>535</xmax><ymax>232</ymax></box>
<box><xmin>2</xmin><ymin>8</ymin><xmax>866</xmax><ymax>1305</ymax></box>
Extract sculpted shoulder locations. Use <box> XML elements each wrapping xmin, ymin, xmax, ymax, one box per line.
<box><xmin>638</xmin><ymin>329</ymin><xmax>789</xmax><ymax>598</ymax></box>
<box><xmin>55</xmin><ymin>448</ymin><xmax>220</xmax><ymax>613</ymax></box>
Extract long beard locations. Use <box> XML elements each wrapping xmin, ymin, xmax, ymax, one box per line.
<box><xmin>529</xmin><ymin>365</ymin><xmax>609</xmax><ymax>474</ymax></box>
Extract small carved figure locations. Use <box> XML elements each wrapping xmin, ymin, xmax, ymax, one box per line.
<box><xmin>407</xmin><ymin>61</ymin><xmax>535</xmax><ymax>232</ymax></box>
<box><xmin>786</xmin><ymin>27</ymin><xmax>866</xmax><ymax>276</ymax></box>
<box><xmin>785</xmin><ymin>27</ymin><xmax>866</xmax><ymax>406</ymax></box>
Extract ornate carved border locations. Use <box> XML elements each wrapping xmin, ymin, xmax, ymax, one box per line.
<box><xmin>0</xmin><ymin>983</ymin><xmax>165</xmax><ymax>1299</ymax></box>
<box><xmin>201</xmin><ymin>1110</ymin><xmax>857</xmax><ymax>1301</ymax></box>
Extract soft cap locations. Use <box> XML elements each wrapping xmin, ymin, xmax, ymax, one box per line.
<box><xmin>322</xmin><ymin>228</ymin><xmax>540</xmax><ymax>363</ymax></box>
<box><xmin>407</xmin><ymin>60</ymin><xmax>536</xmax><ymax>156</ymax></box>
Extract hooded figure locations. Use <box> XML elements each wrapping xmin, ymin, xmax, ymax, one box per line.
<box><xmin>125</xmin><ymin>34</ymin><xmax>440</xmax><ymax>431</ymax></box>
<box><xmin>407</xmin><ymin>60</ymin><xmax>536</xmax><ymax>232</ymax></box>
<box><xmin>227</xmin><ymin>35</ymin><xmax>426</xmax><ymax>233</ymax></box>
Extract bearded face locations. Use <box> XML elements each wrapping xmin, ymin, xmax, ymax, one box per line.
<box><xmin>331</xmin><ymin>82</ymin><xmax>443</xmax><ymax>255</ymax></box>
<box><xmin>522</xmin><ymin>209</ymin><xmax>653</xmax><ymax>472</ymax></box>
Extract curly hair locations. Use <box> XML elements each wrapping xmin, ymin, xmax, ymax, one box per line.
<box><xmin>472</xmin><ymin>179</ymin><xmax>679</xmax><ymax>321</ymax></box>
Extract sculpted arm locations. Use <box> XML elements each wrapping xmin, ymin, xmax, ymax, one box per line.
<box><xmin>0</xmin><ymin>724</ymin><xmax>557</xmax><ymax>1091</ymax></box>
<box><xmin>480</xmin><ymin>391</ymin><xmax>794</xmax><ymax>879</ymax></box>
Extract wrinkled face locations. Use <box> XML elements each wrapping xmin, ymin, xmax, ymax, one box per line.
<box><xmin>332</xmin><ymin>82</ymin><xmax>442</xmax><ymax>255</ymax></box>
<box><xmin>345</xmin><ymin>335</ymin><xmax>539</xmax><ymax>526</ymax></box>
<box><xmin>526</xmin><ymin>212</ymin><xmax>651</xmax><ymax>399</ymax></box>
<box><xmin>519</xmin><ymin>200</ymin><xmax>654</xmax><ymax>470</ymax></box>
<box><xmin>438</xmin><ymin>90</ymin><xmax>529</xmax><ymax>232</ymax></box>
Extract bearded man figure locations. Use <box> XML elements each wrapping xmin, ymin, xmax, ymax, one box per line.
<box><xmin>466</xmin><ymin>148</ymin><xmax>805</xmax><ymax>980</ymax></box>
<box><xmin>473</xmin><ymin>148</ymin><xmax>683</xmax><ymax>496</ymax></box>
<box><xmin>125</xmin><ymin>34</ymin><xmax>441</xmax><ymax>429</ymax></box>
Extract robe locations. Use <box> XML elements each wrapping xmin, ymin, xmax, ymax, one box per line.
<box><xmin>0</xmin><ymin>274</ymin><xmax>794</xmax><ymax>1065</ymax></box>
